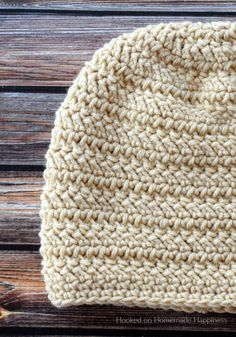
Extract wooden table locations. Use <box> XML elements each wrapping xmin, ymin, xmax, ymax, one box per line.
<box><xmin>0</xmin><ymin>1</ymin><xmax>236</xmax><ymax>335</ymax></box>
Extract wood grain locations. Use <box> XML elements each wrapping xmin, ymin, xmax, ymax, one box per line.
<box><xmin>0</xmin><ymin>0</ymin><xmax>235</xmax><ymax>12</ymax></box>
<box><xmin>0</xmin><ymin>171</ymin><xmax>42</xmax><ymax>245</ymax></box>
<box><xmin>1</xmin><ymin>0</ymin><xmax>236</xmax><ymax>334</ymax></box>
<box><xmin>0</xmin><ymin>14</ymin><xmax>235</xmax><ymax>87</ymax></box>
<box><xmin>0</xmin><ymin>250</ymin><xmax>235</xmax><ymax>330</ymax></box>
<box><xmin>0</xmin><ymin>92</ymin><xmax>63</xmax><ymax>165</ymax></box>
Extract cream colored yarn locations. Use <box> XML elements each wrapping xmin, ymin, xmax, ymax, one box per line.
<box><xmin>39</xmin><ymin>21</ymin><xmax>236</xmax><ymax>313</ymax></box>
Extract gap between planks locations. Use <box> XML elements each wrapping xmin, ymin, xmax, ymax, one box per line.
<box><xmin>0</xmin><ymin>250</ymin><xmax>235</xmax><ymax>330</ymax></box>
<box><xmin>0</xmin><ymin>0</ymin><xmax>236</xmax><ymax>13</ymax></box>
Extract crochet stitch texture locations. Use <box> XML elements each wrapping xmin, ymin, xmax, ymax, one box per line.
<box><xmin>40</xmin><ymin>21</ymin><xmax>236</xmax><ymax>313</ymax></box>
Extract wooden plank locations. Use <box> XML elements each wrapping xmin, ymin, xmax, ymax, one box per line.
<box><xmin>0</xmin><ymin>0</ymin><xmax>235</xmax><ymax>12</ymax></box>
<box><xmin>0</xmin><ymin>171</ymin><xmax>42</xmax><ymax>245</ymax></box>
<box><xmin>0</xmin><ymin>14</ymin><xmax>235</xmax><ymax>87</ymax></box>
<box><xmin>0</xmin><ymin>250</ymin><xmax>235</xmax><ymax>330</ymax></box>
<box><xmin>0</xmin><ymin>92</ymin><xmax>63</xmax><ymax>165</ymax></box>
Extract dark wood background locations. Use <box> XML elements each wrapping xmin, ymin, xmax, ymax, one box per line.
<box><xmin>0</xmin><ymin>1</ymin><xmax>236</xmax><ymax>335</ymax></box>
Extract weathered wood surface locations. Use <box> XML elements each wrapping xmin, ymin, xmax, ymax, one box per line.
<box><xmin>0</xmin><ymin>14</ymin><xmax>235</xmax><ymax>87</ymax></box>
<box><xmin>0</xmin><ymin>0</ymin><xmax>236</xmax><ymax>12</ymax></box>
<box><xmin>0</xmin><ymin>250</ymin><xmax>235</xmax><ymax>330</ymax></box>
<box><xmin>0</xmin><ymin>171</ymin><xmax>42</xmax><ymax>245</ymax></box>
<box><xmin>0</xmin><ymin>92</ymin><xmax>63</xmax><ymax>165</ymax></box>
<box><xmin>1</xmin><ymin>1</ymin><xmax>236</xmax><ymax>333</ymax></box>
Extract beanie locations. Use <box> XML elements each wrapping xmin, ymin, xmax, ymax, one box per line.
<box><xmin>39</xmin><ymin>21</ymin><xmax>236</xmax><ymax>313</ymax></box>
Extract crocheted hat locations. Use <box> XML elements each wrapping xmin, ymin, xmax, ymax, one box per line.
<box><xmin>39</xmin><ymin>21</ymin><xmax>236</xmax><ymax>313</ymax></box>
